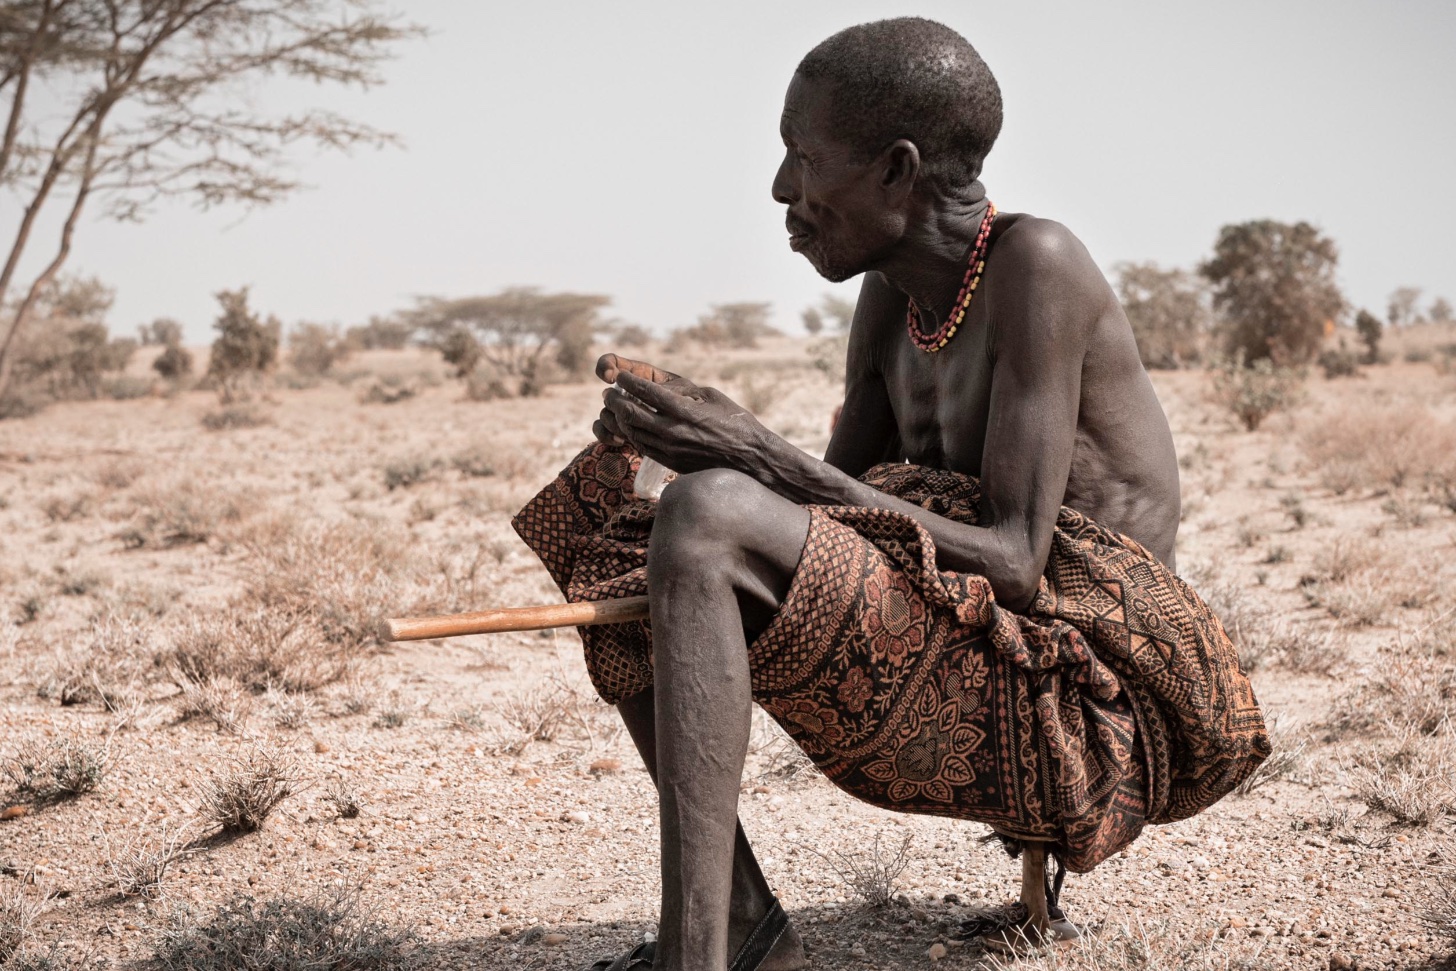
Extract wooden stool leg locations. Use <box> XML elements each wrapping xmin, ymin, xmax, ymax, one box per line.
<box><xmin>1021</xmin><ymin>844</ymin><xmax>1052</xmax><ymax>936</ymax></box>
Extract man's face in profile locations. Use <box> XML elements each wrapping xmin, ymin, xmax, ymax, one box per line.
<box><xmin>773</xmin><ymin>75</ymin><xmax>898</xmax><ymax>283</ymax></box>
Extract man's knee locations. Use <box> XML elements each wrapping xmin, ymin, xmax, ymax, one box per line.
<box><xmin>651</xmin><ymin>468</ymin><xmax>763</xmax><ymax>566</ymax></box>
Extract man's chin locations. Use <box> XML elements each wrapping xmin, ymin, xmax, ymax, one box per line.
<box><xmin>803</xmin><ymin>248</ymin><xmax>859</xmax><ymax>284</ymax></box>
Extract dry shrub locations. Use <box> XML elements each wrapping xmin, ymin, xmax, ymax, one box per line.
<box><xmin>1335</xmin><ymin>617</ymin><xmax>1455</xmax><ymax>736</ymax></box>
<box><xmin>197</xmin><ymin>744</ymin><xmax>302</xmax><ymax>833</ymax></box>
<box><xmin>1208</xmin><ymin>357</ymin><xmax>1304</xmax><ymax>431</ymax></box>
<box><xmin>1297</xmin><ymin>535</ymin><xmax>1430</xmax><ymax>628</ymax></box>
<box><xmin>749</xmin><ymin>711</ymin><xmax>817</xmax><ymax>783</ymax></box>
<box><xmin>1351</xmin><ymin>734</ymin><xmax>1454</xmax><ymax>826</ymax></box>
<box><xmin>1424</xmin><ymin>844</ymin><xmax>1456</xmax><ymax>947</ymax></box>
<box><xmin>324</xmin><ymin>779</ymin><xmax>362</xmax><ymax>819</ymax></box>
<box><xmin>1300</xmin><ymin>404</ymin><xmax>1456</xmax><ymax>495</ymax></box>
<box><xmin>39</xmin><ymin>489</ymin><xmax>93</xmax><ymax>523</ymax></box>
<box><xmin>164</xmin><ymin>610</ymin><xmax>349</xmax><ymax>695</ymax></box>
<box><xmin>267</xmin><ymin>689</ymin><xmax>318</xmax><ymax>730</ymax></box>
<box><xmin>2</xmin><ymin>730</ymin><xmax>112</xmax><ymax>801</ymax></box>
<box><xmin>981</xmin><ymin>917</ymin><xmax>1243</xmax><ymax>971</ymax></box>
<box><xmin>122</xmin><ymin>480</ymin><xmax>248</xmax><ymax>548</ymax></box>
<box><xmin>381</xmin><ymin>455</ymin><xmax>439</xmax><ymax>491</ymax></box>
<box><xmin>491</xmin><ymin>672</ymin><xmax>605</xmax><ymax>755</ymax></box>
<box><xmin>811</xmin><ymin>831</ymin><xmax>913</xmax><ymax>908</ymax></box>
<box><xmin>170</xmin><ymin>670</ymin><xmax>253</xmax><ymax>734</ymax></box>
<box><xmin>0</xmin><ymin>879</ymin><xmax>44</xmax><ymax>966</ymax></box>
<box><xmin>36</xmin><ymin>611</ymin><xmax>149</xmax><ymax>710</ymax></box>
<box><xmin>154</xmin><ymin>885</ymin><xmax>416</xmax><ymax>971</ymax></box>
<box><xmin>237</xmin><ymin>515</ymin><xmax>428</xmax><ymax>653</ymax></box>
<box><xmin>200</xmin><ymin>403</ymin><xmax>271</xmax><ymax>431</ymax></box>
<box><xmin>102</xmin><ymin>819</ymin><xmax>191</xmax><ymax>898</ymax></box>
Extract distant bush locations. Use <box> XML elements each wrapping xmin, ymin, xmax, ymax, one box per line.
<box><xmin>138</xmin><ymin>318</ymin><xmax>184</xmax><ymax>346</ymax></box>
<box><xmin>615</xmin><ymin>323</ymin><xmax>652</xmax><ymax>347</ymax></box>
<box><xmin>206</xmin><ymin>288</ymin><xmax>280</xmax><ymax>403</ymax></box>
<box><xmin>1200</xmin><ymin>220</ymin><xmax>1345</xmax><ymax>367</ymax></box>
<box><xmin>1354</xmin><ymin>309</ymin><xmax>1382</xmax><ymax>364</ymax></box>
<box><xmin>357</xmin><ymin>375</ymin><xmax>416</xmax><ymax>405</ymax></box>
<box><xmin>1114</xmin><ymin>262</ymin><xmax>1210</xmax><ymax>369</ymax></box>
<box><xmin>344</xmin><ymin>315</ymin><xmax>413</xmax><ymax>350</ymax></box>
<box><xmin>1317</xmin><ymin>342</ymin><xmax>1362</xmax><ymax>379</ymax></box>
<box><xmin>668</xmin><ymin>301</ymin><xmax>778</xmax><ymax>350</ymax></box>
<box><xmin>201</xmin><ymin>404</ymin><xmax>270</xmax><ymax>431</ymax></box>
<box><xmin>5</xmin><ymin>277</ymin><xmax>137</xmax><ymax>408</ymax></box>
<box><xmin>1209</xmin><ymin>355</ymin><xmax>1304</xmax><ymax>431</ymax></box>
<box><xmin>288</xmin><ymin>322</ymin><xmax>351</xmax><ymax>377</ymax></box>
<box><xmin>152</xmin><ymin>342</ymin><xmax>194</xmax><ymax>380</ymax></box>
<box><xmin>411</xmin><ymin>287</ymin><xmax>609</xmax><ymax>396</ymax></box>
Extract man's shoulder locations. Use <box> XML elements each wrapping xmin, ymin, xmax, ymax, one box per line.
<box><xmin>992</xmin><ymin>213</ymin><xmax>1095</xmax><ymax>275</ymax></box>
<box><xmin>988</xmin><ymin>213</ymin><xmax>1114</xmax><ymax>354</ymax></box>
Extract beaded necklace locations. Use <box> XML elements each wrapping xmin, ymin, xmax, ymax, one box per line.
<box><xmin>906</xmin><ymin>202</ymin><xmax>997</xmax><ymax>353</ymax></box>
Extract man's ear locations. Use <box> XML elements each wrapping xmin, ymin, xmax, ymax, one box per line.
<box><xmin>879</xmin><ymin>139</ymin><xmax>920</xmax><ymax>202</ymax></box>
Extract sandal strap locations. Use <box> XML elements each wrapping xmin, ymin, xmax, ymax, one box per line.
<box><xmin>729</xmin><ymin>898</ymin><xmax>789</xmax><ymax>971</ymax></box>
<box><xmin>584</xmin><ymin>940</ymin><xmax>655</xmax><ymax>971</ymax></box>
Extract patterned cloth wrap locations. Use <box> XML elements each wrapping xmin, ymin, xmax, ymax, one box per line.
<box><xmin>512</xmin><ymin>443</ymin><xmax>1270</xmax><ymax>872</ymax></box>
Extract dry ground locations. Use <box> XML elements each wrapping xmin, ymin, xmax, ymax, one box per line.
<box><xmin>1</xmin><ymin>338</ymin><xmax>1455</xmax><ymax>970</ymax></box>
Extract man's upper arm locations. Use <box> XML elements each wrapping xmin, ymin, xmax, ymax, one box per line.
<box><xmin>977</xmin><ymin>221</ymin><xmax>1100</xmax><ymax>585</ymax></box>
<box><xmin>824</xmin><ymin>273</ymin><xmax>903</xmax><ymax>477</ymax></box>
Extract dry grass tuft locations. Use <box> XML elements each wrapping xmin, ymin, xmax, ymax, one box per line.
<box><xmin>121</xmin><ymin>480</ymin><xmax>248</xmax><ymax>548</ymax></box>
<box><xmin>153</xmin><ymin>884</ymin><xmax>417</xmax><ymax>971</ymax></box>
<box><xmin>1334</xmin><ymin>615</ymin><xmax>1455</xmax><ymax>736</ymax></box>
<box><xmin>2</xmin><ymin>730</ymin><xmax>112</xmax><ymax>801</ymax></box>
<box><xmin>0</xmin><ymin>879</ymin><xmax>45</xmax><ymax>966</ymax></box>
<box><xmin>491</xmin><ymin>671</ymin><xmax>607</xmax><ymax>755</ymax></box>
<box><xmin>1345</xmin><ymin>727</ymin><xmax>1450</xmax><ymax>826</ymax></box>
<box><xmin>101</xmin><ymin>818</ymin><xmax>191</xmax><ymax>898</ymax></box>
<box><xmin>164</xmin><ymin>609</ymin><xmax>350</xmax><ymax>695</ymax></box>
<box><xmin>810</xmin><ymin>831</ymin><xmax>913</xmax><ymax>908</ymax></box>
<box><xmin>36</xmin><ymin>611</ymin><xmax>149</xmax><ymax>710</ymax></box>
<box><xmin>324</xmin><ymin>778</ymin><xmax>363</xmax><ymax>819</ymax></box>
<box><xmin>200</xmin><ymin>404</ymin><xmax>271</xmax><ymax>431</ymax></box>
<box><xmin>39</xmin><ymin>488</ymin><xmax>93</xmax><ymax>523</ymax></box>
<box><xmin>1301</xmin><ymin>403</ymin><xmax>1456</xmax><ymax>495</ymax></box>
<box><xmin>982</xmin><ymin>918</ymin><xmax>1247</xmax><ymax>971</ymax></box>
<box><xmin>170</xmin><ymin>670</ymin><xmax>253</xmax><ymax>734</ymax></box>
<box><xmin>236</xmin><ymin>514</ymin><xmax>428</xmax><ymax>654</ymax></box>
<box><xmin>196</xmin><ymin>744</ymin><xmax>302</xmax><ymax>833</ymax></box>
<box><xmin>1423</xmin><ymin>844</ymin><xmax>1456</xmax><ymax>947</ymax></box>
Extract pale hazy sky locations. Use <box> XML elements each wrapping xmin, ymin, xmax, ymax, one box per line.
<box><xmin>12</xmin><ymin>0</ymin><xmax>1456</xmax><ymax>342</ymax></box>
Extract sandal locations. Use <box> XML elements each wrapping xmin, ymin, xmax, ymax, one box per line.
<box><xmin>581</xmin><ymin>898</ymin><xmax>790</xmax><ymax>971</ymax></box>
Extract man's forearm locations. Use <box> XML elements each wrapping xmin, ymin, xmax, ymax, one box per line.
<box><xmin>748</xmin><ymin>432</ymin><xmax>1041</xmax><ymax>608</ymax></box>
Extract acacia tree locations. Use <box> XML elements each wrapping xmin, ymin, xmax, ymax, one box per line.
<box><xmin>1386</xmin><ymin>286</ymin><xmax>1423</xmax><ymax>328</ymax></box>
<box><xmin>0</xmin><ymin>0</ymin><xmax>418</xmax><ymax>399</ymax></box>
<box><xmin>410</xmin><ymin>288</ymin><xmax>611</xmax><ymax>396</ymax></box>
<box><xmin>1113</xmin><ymin>261</ymin><xmax>1211</xmax><ymax>369</ymax></box>
<box><xmin>1199</xmin><ymin>220</ymin><xmax>1345</xmax><ymax>366</ymax></box>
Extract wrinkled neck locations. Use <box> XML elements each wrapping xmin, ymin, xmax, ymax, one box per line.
<box><xmin>877</xmin><ymin>180</ymin><xmax>991</xmax><ymax>329</ymax></box>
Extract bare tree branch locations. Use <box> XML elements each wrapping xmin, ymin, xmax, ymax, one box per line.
<box><xmin>0</xmin><ymin>0</ymin><xmax>420</xmax><ymax>399</ymax></box>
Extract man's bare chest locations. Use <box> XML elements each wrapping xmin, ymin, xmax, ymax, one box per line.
<box><xmin>879</xmin><ymin>336</ymin><xmax>994</xmax><ymax>474</ymax></box>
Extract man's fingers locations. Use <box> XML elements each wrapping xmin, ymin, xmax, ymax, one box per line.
<box><xmin>614</xmin><ymin>371</ymin><xmax>693</xmax><ymax>419</ymax></box>
<box><xmin>591</xmin><ymin>418</ymin><xmax>625</xmax><ymax>446</ymax></box>
<box><xmin>596</xmin><ymin>353</ymin><xmax>678</xmax><ymax>386</ymax></box>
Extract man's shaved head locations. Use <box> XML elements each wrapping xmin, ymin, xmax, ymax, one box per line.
<box><xmin>795</xmin><ymin>18</ymin><xmax>1003</xmax><ymax>189</ymax></box>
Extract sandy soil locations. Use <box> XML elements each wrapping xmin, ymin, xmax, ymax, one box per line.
<box><xmin>0</xmin><ymin>340</ymin><xmax>1453</xmax><ymax>970</ymax></box>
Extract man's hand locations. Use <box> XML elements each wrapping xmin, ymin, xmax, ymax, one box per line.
<box><xmin>594</xmin><ymin>356</ymin><xmax>772</xmax><ymax>479</ymax></box>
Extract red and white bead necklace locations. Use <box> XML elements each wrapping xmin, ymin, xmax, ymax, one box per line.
<box><xmin>906</xmin><ymin>202</ymin><xmax>997</xmax><ymax>353</ymax></box>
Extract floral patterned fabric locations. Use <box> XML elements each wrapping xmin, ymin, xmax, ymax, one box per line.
<box><xmin>512</xmin><ymin>443</ymin><xmax>1270</xmax><ymax>872</ymax></box>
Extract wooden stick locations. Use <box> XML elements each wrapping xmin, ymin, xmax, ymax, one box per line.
<box><xmin>385</xmin><ymin>595</ymin><xmax>651</xmax><ymax>642</ymax></box>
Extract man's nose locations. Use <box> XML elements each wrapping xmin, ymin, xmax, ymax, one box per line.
<box><xmin>771</xmin><ymin>153</ymin><xmax>797</xmax><ymax>206</ymax></box>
